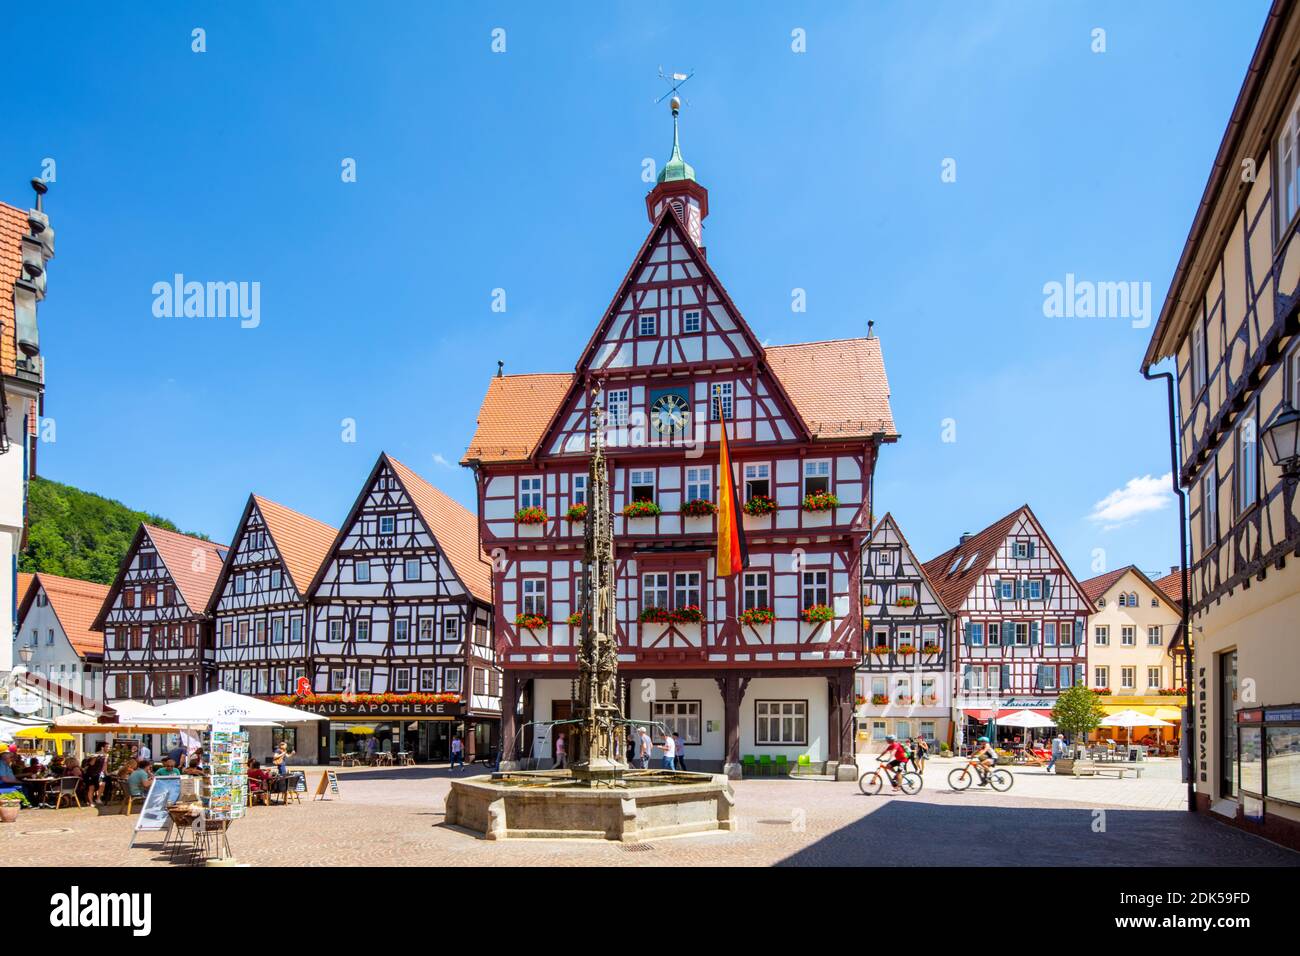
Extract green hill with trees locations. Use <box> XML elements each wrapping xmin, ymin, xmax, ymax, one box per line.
<box><xmin>19</xmin><ymin>475</ymin><xmax>207</xmax><ymax>585</ymax></box>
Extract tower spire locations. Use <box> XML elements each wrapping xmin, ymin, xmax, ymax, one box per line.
<box><xmin>646</xmin><ymin>95</ymin><xmax>710</xmax><ymax>250</ymax></box>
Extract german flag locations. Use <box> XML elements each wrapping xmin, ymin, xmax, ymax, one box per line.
<box><xmin>715</xmin><ymin>386</ymin><xmax>748</xmax><ymax>576</ymax></box>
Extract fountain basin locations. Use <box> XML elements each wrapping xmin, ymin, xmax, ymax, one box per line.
<box><xmin>445</xmin><ymin>770</ymin><xmax>735</xmax><ymax>842</ymax></box>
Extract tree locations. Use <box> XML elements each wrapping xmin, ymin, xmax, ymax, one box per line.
<box><xmin>1051</xmin><ymin>685</ymin><xmax>1106</xmax><ymax>743</ymax></box>
<box><xmin>19</xmin><ymin>476</ymin><xmax>207</xmax><ymax>584</ymax></box>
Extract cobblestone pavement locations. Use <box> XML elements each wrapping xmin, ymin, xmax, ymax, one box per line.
<box><xmin>3</xmin><ymin>760</ymin><xmax>1295</xmax><ymax>867</ymax></box>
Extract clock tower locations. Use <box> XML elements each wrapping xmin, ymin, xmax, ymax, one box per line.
<box><xmin>646</xmin><ymin>97</ymin><xmax>709</xmax><ymax>251</ymax></box>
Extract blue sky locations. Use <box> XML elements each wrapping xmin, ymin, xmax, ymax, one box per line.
<box><xmin>1</xmin><ymin>1</ymin><xmax>1270</xmax><ymax>580</ymax></box>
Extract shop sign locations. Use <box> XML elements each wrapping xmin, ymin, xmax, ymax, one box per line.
<box><xmin>1264</xmin><ymin>707</ymin><xmax>1300</xmax><ymax>722</ymax></box>
<box><xmin>293</xmin><ymin>700</ymin><xmax>456</xmax><ymax>718</ymax></box>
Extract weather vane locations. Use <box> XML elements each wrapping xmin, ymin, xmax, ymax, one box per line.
<box><xmin>655</xmin><ymin>67</ymin><xmax>694</xmax><ymax>106</ymax></box>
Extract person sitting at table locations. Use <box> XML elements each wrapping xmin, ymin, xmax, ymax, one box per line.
<box><xmin>182</xmin><ymin>757</ymin><xmax>204</xmax><ymax>776</ymax></box>
<box><xmin>0</xmin><ymin>753</ymin><xmax>22</xmax><ymax>794</ymax></box>
<box><xmin>48</xmin><ymin>756</ymin><xmax>66</xmax><ymax>776</ymax></box>
<box><xmin>24</xmin><ymin>757</ymin><xmax>44</xmax><ymax>777</ymax></box>
<box><xmin>154</xmin><ymin>757</ymin><xmax>180</xmax><ymax>777</ymax></box>
<box><xmin>126</xmin><ymin>760</ymin><xmax>153</xmax><ymax>801</ymax></box>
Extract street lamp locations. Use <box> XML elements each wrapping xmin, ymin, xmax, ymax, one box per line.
<box><xmin>1262</xmin><ymin>401</ymin><xmax>1300</xmax><ymax>485</ymax></box>
<box><xmin>18</xmin><ymin>645</ymin><xmax>32</xmax><ymax>665</ymax></box>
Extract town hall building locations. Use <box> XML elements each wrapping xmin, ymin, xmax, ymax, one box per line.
<box><xmin>463</xmin><ymin>105</ymin><xmax>897</xmax><ymax>778</ymax></box>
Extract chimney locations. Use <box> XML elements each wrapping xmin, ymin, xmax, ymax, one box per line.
<box><xmin>867</xmin><ymin>320</ymin><xmax>875</xmax><ymax>339</ymax></box>
<box><xmin>959</xmin><ymin>531</ymin><xmax>973</xmax><ymax>546</ymax></box>
<box><xmin>1169</xmin><ymin>565</ymin><xmax>1178</xmax><ymax>577</ymax></box>
<box><xmin>496</xmin><ymin>360</ymin><xmax>504</xmax><ymax>378</ymax></box>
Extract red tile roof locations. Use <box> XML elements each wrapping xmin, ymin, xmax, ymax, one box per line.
<box><xmin>252</xmin><ymin>495</ymin><xmax>337</xmax><ymax>596</ymax></box>
<box><xmin>0</xmin><ymin>200</ymin><xmax>29</xmax><ymax>378</ymax></box>
<box><xmin>1078</xmin><ymin>566</ymin><xmax>1133</xmax><ymax>606</ymax></box>
<box><xmin>1151</xmin><ymin>571</ymin><xmax>1186</xmax><ymax>606</ymax></box>
<box><xmin>386</xmin><ymin>455</ymin><xmax>493</xmax><ymax>603</ymax></box>
<box><xmin>922</xmin><ymin>507</ymin><xmax>1026</xmax><ymax>611</ymax></box>
<box><xmin>17</xmin><ymin>572</ymin><xmax>110</xmax><ymax>658</ymax></box>
<box><xmin>461</xmin><ymin>373</ymin><xmax>575</xmax><ymax>464</ymax></box>
<box><xmin>144</xmin><ymin>525</ymin><xmax>228</xmax><ymax>613</ymax></box>
<box><xmin>767</xmin><ymin>337</ymin><xmax>896</xmax><ymax>439</ymax></box>
<box><xmin>16</xmin><ymin>571</ymin><xmax>34</xmax><ymax>608</ymax></box>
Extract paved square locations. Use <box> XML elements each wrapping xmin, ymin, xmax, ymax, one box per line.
<box><xmin>3</xmin><ymin>759</ymin><xmax>1295</xmax><ymax>867</ymax></box>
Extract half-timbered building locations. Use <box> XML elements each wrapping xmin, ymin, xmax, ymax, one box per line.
<box><xmin>463</xmin><ymin>107</ymin><xmax>898</xmax><ymax>778</ymax></box>
<box><xmin>857</xmin><ymin>514</ymin><xmax>953</xmax><ymax>748</ymax></box>
<box><xmin>305</xmin><ymin>452</ymin><xmax>500</xmax><ymax>762</ymax></box>
<box><xmin>1140</xmin><ymin>0</ymin><xmax>1300</xmax><ymax>849</ymax></box>
<box><xmin>206</xmin><ymin>494</ymin><xmax>335</xmax><ymax>760</ymax></box>
<box><xmin>922</xmin><ymin>505</ymin><xmax>1091</xmax><ymax>748</ymax></box>
<box><xmin>92</xmin><ymin>524</ymin><xmax>228</xmax><ymax>706</ymax></box>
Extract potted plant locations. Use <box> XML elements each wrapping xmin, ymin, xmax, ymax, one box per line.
<box><xmin>565</xmin><ymin>503</ymin><xmax>588</xmax><ymax>523</ymax></box>
<box><xmin>515</xmin><ymin>505</ymin><xmax>548</xmax><ymax>525</ymax></box>
<box><xmin>670</xmin><ymin>605</ymin><xmax>704</xmax><ymax>624</ymax></box>
<box><xmin>566</xmin><ymin>611</ymin><xmax>583</xmax><ymax>626</ymax></box>
<box><xmin>896</xmin><ymin>596</ymin><xmax>917</xmax><ymax>608</ymax></box>
<box><xmin>0</xmin><ymin>791</ymin><xmax>30</xmax><ymax>822</ymax></box>
<box><xmin>896</xmin><ymin>643</ymin><xmax>916</xmax><ymax>655</ymax></box>
<box><xmin>739</xmin><ymin>606</ymin><xmax>775</xmax><ymax>625</ymax></box>
<box><xmin>514</xmin><ymin>612</ymin><xmax>549</xmax><ymax>631</ymax></box>
<box><xmin>801</xmin><ymin>491</ymin><xmax>839</xmax><ymax>512</ymax></box>
<box><xmin>638</xmin><ymin>606</ymin><xmax>673</xmax><ymax>625</ymax></box>
<box><xmin>801</xmin><ymin>603</ymin><xmax>834</xmax><ymax>624</ymax></box>
<box><xmin>939</xmin><ymin>742</ymin><xmax>952</xmax><ymax>756</ymax></box>
<box><xmin>871</xmin><ymin>694</ymin><xmax>889</xmax><ymax>705</ymax></box>
<box><xmin>1050</xmin><ymin>685</ymin><xmax>1107</xmax><ymax>774</ymax></box>
<box><xmin>742</xmin><ymin>494</ymin><xmax>778</xmax><ymax>517</ymax></box>
<box><xmin>869</xmin><ymin>645</ymin><xmax>891</xmax><ymax>656</ymax></box>
<box><xmin>681</xmin><ymin>498</ymin><xmax>718</xmax><ymax>518</ymax></box>
<box><xmin>623</xmin><ymin>500</ymin><xmax>663</xmax><ymax>519</ymax></box>
<box><xmin>921</xmin><ymin>643</ymin><xmax>940</xmax><ymax>654</ymax></box>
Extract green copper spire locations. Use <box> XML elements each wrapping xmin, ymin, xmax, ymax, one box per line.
<box><xmin>657</xmin><ymin>97</ymin><xmax>696</xmax><ymax>184</ymax></box>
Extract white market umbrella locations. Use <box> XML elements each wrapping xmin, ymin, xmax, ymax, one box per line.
<box><xmin>1100</xmin><ymin>709</ymin><xmax>1173</xmax><ymax>749</ymax></box>
<box><xmin>998</xmin><ymin>709</ymin><xmax>1057</xmax><ymax>729</ymax></box>
<box><xmin>138</xmin><ymin>689</ymin><xmax>326</xmax><ymax>728</ymax></box>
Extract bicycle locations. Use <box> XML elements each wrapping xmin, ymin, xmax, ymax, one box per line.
<box><xmin>948</xmin><ymin>757</ymin><xmax>1013</xmax><ymax>792</ymax></box>
<box><xmin>859</xmin><ymin>759</ymin><xmax>923</xmax><ymax>796</ymax></box>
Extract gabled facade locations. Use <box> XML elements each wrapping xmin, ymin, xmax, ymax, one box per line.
<box><xmin>463</xmin><ymin>108</ymin><xmax>898</xmax><ymax>777</ymax></box>
<box><xmin>857</xmin><ymin>514</ymin><xmax>953</xmax><ymax>746</ymax></box>
<box><xmin>209</xmin><ymin>494</ymin><xmax>335</xmax><ymax>697</ymax></box>
<box><xmin>1141</xmin><ymin>0</ymin><xmax>1300</xmax><ymax>848</ymax></box>
<box><xmin>14</xmin><ymin>571</ymin><xmax>108</xmax><ymax>720</ymax></box>
<box><xmin>923</xmin><ymin>505</ymin><xmax>1091</xmax><ymax>743</ymax></box>
<box><xmin>1078</xmin><ymin>566</ymin><xmax>1185</xmax><ymax>708</ymax></box>
<box><xmin>92</xmin><ymin>524</ymin><xmax>228</xmax><ymax>704</ymax></box>
<box><xmin>305</xmin><ymin>453</ymin><xmax>500</xmax><ymax>761</ymax></box>
<box><xmin>1</xmin><ymin>185</ymin><xmax>54</xmax><ymax>679</ymax></box>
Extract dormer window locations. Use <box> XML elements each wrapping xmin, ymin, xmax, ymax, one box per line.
<box><xmin>682</xmin><ymin>309</ymin><xmax>702</xmax><ymax>333</ymax></box>
<box><xmin>638</xmin><ymin>313</ymin><xmax>657</xmax><ymax>336</ymax></box>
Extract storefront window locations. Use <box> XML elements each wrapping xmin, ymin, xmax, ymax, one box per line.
<box><xmin>1267</xmin><ymin>727</ymin><xmax>1300</xmax><ymax>805</ymax></box>
<box><xmin>1239</xmin><ymin>726</ymin><xmax>1263</xmax><ymax>797</ymax></box>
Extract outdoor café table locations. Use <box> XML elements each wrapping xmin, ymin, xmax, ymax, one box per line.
<box><xmin>22</xmin><ymin>776</ymin><xmax>58</xmax><ymax>808</ymax></box>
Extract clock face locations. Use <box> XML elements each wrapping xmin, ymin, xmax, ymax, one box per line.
<box><xmin>651</xmin><ymin>393</ymin><xmax>691</xmax><ymax>434</ymax></box>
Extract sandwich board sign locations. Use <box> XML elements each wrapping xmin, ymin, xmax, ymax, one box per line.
<box><xmin>129</xmin><ymin>775</ymin><xmax>182</xmax><ymax>848</ymax></box>
<box><xmin>314</xmin><ymin>769</ymin><xmax>340</xmax><ymax>800</ymax></box>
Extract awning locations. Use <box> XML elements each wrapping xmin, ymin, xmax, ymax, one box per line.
<box><xmin>960</xmin><ymin>708</ymin><xmax>1053</xmax><ymax>720</ymax></box>
<box><xmin>12</xmin><ymin>728</ymin><xmax>76</xmax><ymax>754</ymax></box>
<box><xmin>1101</xmin><ymin>705</ymin><xmax>1182</xmax><ymax>721</ymax></box>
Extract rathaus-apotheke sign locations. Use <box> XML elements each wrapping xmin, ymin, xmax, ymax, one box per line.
<box><xmin>292</xmin><ymin>700</ymin><xmax>457</xmax><ymax>718</ymax></box>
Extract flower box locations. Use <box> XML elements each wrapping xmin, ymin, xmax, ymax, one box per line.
<box><xmin>270</xmin><ymin>692</ymin><xmax>460</xmax><ymax>706</ymax></box>
<box><xmin>871</xmin><ymin>694</ymin><xmax>889</xmax><ymax>705</ymax></box>
<box><xmin>515</xmin><ymin>612</ymin><xmax>549</xmax><ymax>630</ymax></box>
<box><xmin>565</xmin><ymin>503</ymin><xmax>588</xmax><ymax>523</ymax></box>
<box><xmin>897</xmin><ymin>696</ymin><xmax>917</xmax><ymax>705</ymax></box>
<box><xmin>623</xmin><ymin>500</ymin><xmax>663</xmax><ymax>519</ymax></box>
<box><xmin>671</xmin><ymin>605</ymin><xmax>704</xmax><ymax>624</ymax></box>
<box><xmin>1096</xmin><ymin>687</ymin><xmax>1113</xmax><ymax>696</ymax></box>
<box><xmin>801</xmin><ymin>491</ymin><xmax>839</xmax><ymax>513</ymax></box>
<box><xmin>895</xmin><ymin>597</ymin><xmax>917</xmax><ymax>608</ymax></box>
<box><xmin>896</xmin><ymin>644</ymin><xmax>917</xmax><ymax>655</ymax></box>
<box><xmin>739</xmin><ymin>606</ymin><xmax>776</xmax><ymax>626</ymax></box>
<box><xmin>566</xmin><ymin>612</ymin><xmax>583</xmax><ymax>627</ymax></box>
<box><xmin>742</xmin><ymin>494</ymin><xmax>778</xmax><ymax>517</ymax></box>
<box><xmin>921</xmin><ymin>644</ymin><xmax>940</xmax><ymax>654</ymax></box>
<box><xmin>515</xmin><ymin>506</ymin><xmax>548</xmax><ymax>525</ymax></box>
<box><xmin>638</xmin><ymin>607</ymin><xmax>674</xmax><ymax>625</ymax></box>
<box><xmin>801</xmin><ymin>603</ymin><xmax>834</xmax><ymax>624</ymax></box>
<box><xmin>869</xmin><ymin>645</ymin><xmax>891</xmax><ymax>656</ymax></box>
<box><xmin>861</xmin><ymin>597</ymin><xmax>875</xmax><ymax>608</ymax></box>
<box><xmin>855</xmin><ymin>695</ymin><xmax>868</xmax><ymax>707</ymax></box>
<box><xmin>680</xmin><ymin>498</ymin><xmax>718</xmax><ymax>518</ymax></box>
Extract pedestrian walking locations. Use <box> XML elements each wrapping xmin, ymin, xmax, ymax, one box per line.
<box><xmin>553</xmin><ymin>732</ymin><xmax>567</xmax><ymax>769</ymax></box>
<box><xmin>1047</xmin><ymin>733</ymin><xmax>1067</xmax><ymax>773</ymax></box>
<box><xmin>673</xmin><ymin>731</ymin><xmax>686</xmax><ymax>771</ymax></box>
<box><xmin>638</xmin><ymin>727</ymin><xmax>652</xmax><ymax>769</ymax></box>
<box><xmin>911</xmin><ymin>735</ymin><xmax>930</xmax><ymax>774</ymax></box>
<box><xmin>660</xmin><ymin>731</ymin><xmax>676</xmax><ymax>771</ymax></box>
<box><xmin>450</xmin><ymin>734</ymin><xmax>465</xmax><ymax>770</ymax></box>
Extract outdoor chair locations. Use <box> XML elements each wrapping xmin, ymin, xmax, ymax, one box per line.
<box><xmin>54</xmin><ymin>776</ymin><xmax>81</xmax><ymax>809</ymax></box>
<box><xmin>741</xmin><ymin>754</ymin><xmax>756</xmax><ymax>776</ymax></box>
<box><xmin>774</xmin><ymin>755</ymin><xmax>789</xmax><ymax>775</ymax></box>
<box><xmin>759</xmin><ymin>754</ymin><xmax>772</xmax><ymax>776</ymax></box>
<box><xmin>797</xmin><ymin>754</ymin><xmax>812</xmax><ymax>774</ymax></box>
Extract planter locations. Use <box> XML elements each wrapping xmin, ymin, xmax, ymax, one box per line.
<box><xmin>0</xmin><ymin>805</ymin><xmax>19</xmax><ymax>823</ymax></box>
<box><xmin>1053</xmin><ymin>758</ymin><xmax>1075</xmax><ymax>775</ymax></box>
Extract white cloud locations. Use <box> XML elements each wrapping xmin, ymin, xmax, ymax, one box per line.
<box><xmin>432</xmin><ymin>453</ymin><xmax>453</xmax><ymax>469</ymax></box>
<box><xmin>1088</xmin><ymin>473</ymin><xmax>1175</xmax><ymax>530</ymax></box>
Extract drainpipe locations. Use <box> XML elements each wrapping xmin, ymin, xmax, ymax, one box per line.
<box><xmin>1143</xmin><ymin>364</ymin><xmax>1194</xmax><ymax>813</ymax></box>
